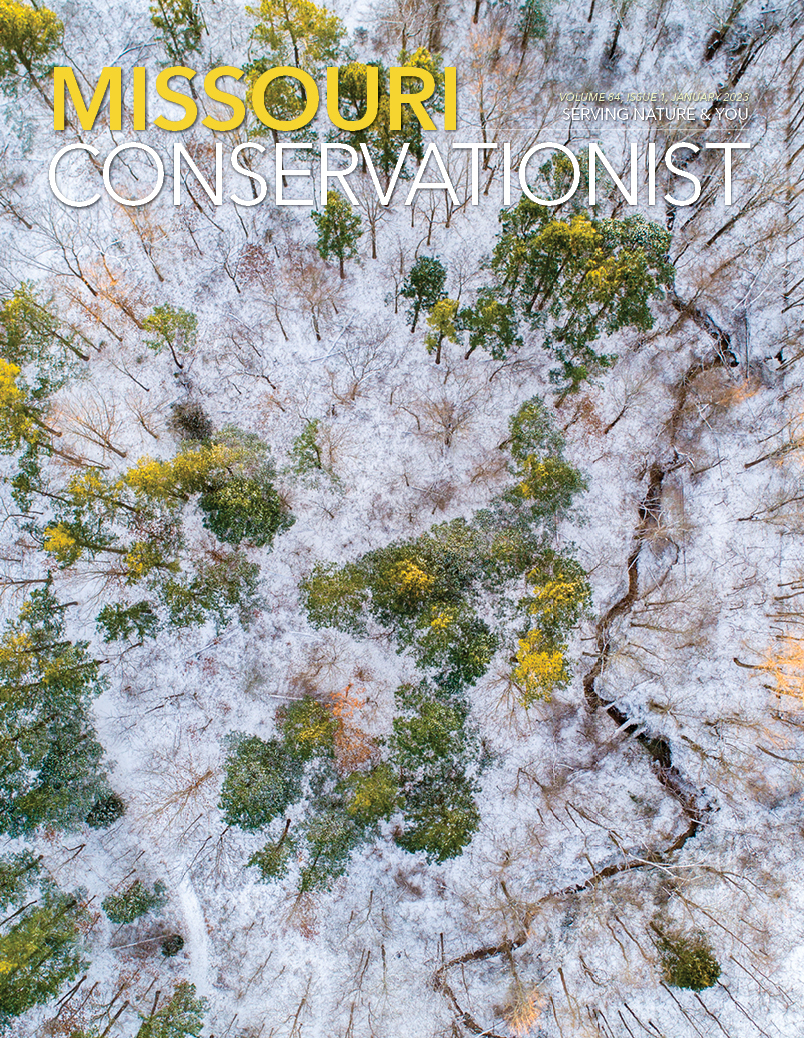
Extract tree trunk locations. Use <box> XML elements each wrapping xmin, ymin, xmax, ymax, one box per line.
<box><xmin>608</xmin><ymin>20</ymin><xmax>622</xmax><ymax>60</ymax></box>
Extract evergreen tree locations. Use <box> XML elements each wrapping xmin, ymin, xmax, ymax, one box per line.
<box><xmin>301</xmin><ymin>561</ymin><xmax>369</xmax><ymax>637</ymax></box>
<box><xmin>0</xmin><ymin>282</ymin><xmax>83</xmax><ymax>390</ymax></box>
<box><xmin>328</xmin><ymin>61</ymin><xmax>384</xmax><ymax>153</ymax></box>
<box><xmin>0</xmin><ymin>887</ymin><xmax>87</xmax><ymax>1022</ymax></box>
<box><xmin>458</xmin><ymin>288</ymin><xmax>522</xmax><ymax>361</ymax></box>
<box><xmin>0</xmin><ymin>357</ymin><xmax>59</xmax><ymax>456</ymax></box>
<box><xmin>96</xmin><ymin>601</ymin><xmax>159</xmax><ymax>643</ymax></box>
<box><xmin>0</xmin><ymin>584</ymin><xmax>108</xmax><ymax>836</ymax></box>
<box><xmin>342</xmin><ymin>763</ymin><xmax>399</xmax><ymax>825</ymax></box>
<box><xmin>507</xmin><ymin>395</ymin><xmax>565</xmax><ymax>464</ymax></box>
<box><xmin>364</xmin><ymin>93</ymin><xmax>412</xmax><ymax>180</ymax></box>
<box><xmin>0</xmin><ymin>850</ymin><xmax>40</xmax><ymax>910</ymax></box>
<box><xmin>220</xmin><ymin>735</ymin><xmax>302</xmax><ymax>830</ymax></box>
<box><xmin>491</xmin><ymin>202</ymin><xmax>673</xmax><ymax>397</ymax></box>
<box><xmin>248</xmin><ymin>819</ymin><xmax>294</xmax><ymax>881</ymax></box>
<box><xmin>298</xmin><ymin>809</ymin><xmax>363</xmax><ymax>892</ymax></box>
<box><xmin>102</xmin><ymin>880</ymin><xmax>167</xmax><ymax>924</ymax></box>
<box><xmin>660</xmin><ymin>933</ymin><xmax>721</xmax><ymax>991</ymax></box>
<box><xmin>198</xmin><ymin>472</ymin><xmax>288</xmax><ymax>547</ymax></box>
<box><xmin>493</xmin><ymin>0</ymin><xmax>549</xmax><ymax>48</ymax></box>
<box><xmin>288</xmin><ymin>418</ymin><xmax>323</xmax><ymax>475</ymax></box>
<box><xmin>85</xmin><ymin>792</ymin><xmax>125</xmax><ymax>829</ymax></box>
<box><xmin>401</xmin><ymin>257</ymin><xmax>447</xmax><ymax>332</ymax></box>
<box><xmin>311</xmin><ymin>191</ymin><xmax>362</xmax><ymax>278</ymax></box>
<box><xmin>391</xmin><ymin>685</ymin><xmax>480</xmax><ymax>862</ymax></box>
<box><xmin>395</xmin><ymin>771</ymin><xmax>480</xmax><ymax>862</ymax></box>
<box><xmin>279</xmin><ymin>696</ymin><xmax>339</xmax><ymax>761</ymax></box>
<box><xmin>135</xmin><ymin>981</ymin><xmax>206</xmax><ymax>1038</ymax></box>
<box><xmin>244</xmin><ymin>57</ymin><xmax>306</xmax><ymax>143</ymax></box>
<box><xmin>159</xmin><ymin>549</ymin><xmax>260</xmax><ymax>630</ymax></box>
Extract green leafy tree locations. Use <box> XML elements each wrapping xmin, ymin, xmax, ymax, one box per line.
<box><xmin>364</xmin><ymin>93</ymin><xmax>412</xmax><ymax>181</ymax></box>
<box><xmin>397</xmin><ymin>47</ymin><xmax>446</xmax><ymax>109</ymax></box>
<box><xmin>303</xmin><ymin>520</ymin><xmax>495</xmax><ymax>689</ymax></box>
<box><xmin>507</xmin><ymin>395</ymin><xmax>565</xmax><ymax>464</ymax></box>
<box><xmin>511</xmin><ymin>455</ymin><xmax>587</xmax><ymax>520</ymax></box>
<box><xmin>198</xmin><ymin>472</ymin><xmax>288</xmax><ymax>547</ymax></box>
<box><xmin>248</xmin><ymin>819</ymin><xmax>294</xmax><ymax>881</ymax></box>
<box><xmin>288</xmin><ymin>418</ymin><xmax>323</xmax><ymax>475</ymax></box>
<box><xmin>248</xmin><ymin>0</ymin><xmax>344</xmax><ymax>72</ymax></box>
<box><xmin>342</xmin><ymin>763</ymin><xmax>399</xmax><ymax>825</ymax></box>
<box><xmin>160</xmin><ymin>548</ymin><xmax>261</xmax><ymax>629</ymax></box>
<box><xmin>150</xmin><ymin>0</ymin><xmax>204</xmax><ymax>67</ymax></box>
<box><xmin>0</xmin><ymin>584</ymin><xmax>108</xmax><ymax>836</ymax></box>
<box><xmin>135</xmin><ymin>981</ymin><xmax>206</xmax><ymax>1038</ymax></box>
<box><xmin>391</xmin><ymin>688</ymin><xmax>470</xmax><ymax>772</ymax></box>
<box><xmin>458</xmin><ymin>289</ymin><xmax>522</xmax><ymax>361</ymax></box>
<box><xmin>328</xmin><ymin>61</ymin><xmax>384</xmax><ymax>153</ymax></box>
<box><xmin>523</xmin><ymin>549</ymin><xmax>590</xmax><ymax>645</ymax></box>
<box><xmin>1</xmin><ymin>283</ymin><xmax>85</xmax><ymax>389</ymax></box>
<box><xmin>401</xmin><ymin>256</ymin><xmax>446</xmax><ymax>332</ymax></box>
<box><xmin>298</xmin><ymin>809</ymin><xmax>363</xmax><ymax>892</ymax></box>
<box><xmin>396</xmin><ymin>771</ymin><xmax>480</xmax><ymax>862</ymax></box>
<box><xmin>311</xmin><ymin>191</ymin><xmax>362</xmax><ymax>278</ymax></box>
<box><xmin>301</xmin><ymin>561</ymin><xmax>369</xmax><ymax>637</ymax></box>
<box><xmin>143</xmin><ymin>305</ymin><xmax>197</xmax><ymax>369</ymax></box>
<box><xmin>0</xmin><ymin>887</ymin><xmax>87</xmax><ymax>1022</ymax></box>
<box><xmin>220</xmin><ymin>735</ymin><xmax>302</xmax><ymax>830</ymax></box>
<box><xmin>96</xmin><ymin>601</ymin><xmax>159</xmax><ymax>643</ymax></box>
<box><xmin>279</xmin><ymin>696</ymin><xmax>339</xmax><ymax>761</ymax></box>
<box><xmin>0</xmin><ymin>357</ymin><xmax>63</xmax><ymax>457</ymax></box>
<box><xmin>102</xmin><ymin>880</ymin><xmax>167</xmax><ymax>924</ymax></box>
<box><xmin>424</xmin><ymin>298</ymin><xmax>458</xmax><ymax>365</ymax></box>
<box><xmin>244</xmin><ymin>58</ymin><xmax>306</xmax><ymax>143</ymax></box>
<box><xmin>505</xmin><ymin>395</ymin><xmax>587</xmax><ymax>522</ymax></box>
<box><xmin>0</xmin><ymin>1</ymin><xmax>62</xmax><ymax>100</ymax></box>
<box><xmin>125</xmin><ymin>427</ymin><xmax>291</xmax><ymax>549</ymax></box>
<box><xmin>411</xmin><ymin>605</ymin><xmax>497</xmax><ymax>692</ymax></box>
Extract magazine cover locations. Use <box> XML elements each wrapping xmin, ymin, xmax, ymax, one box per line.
<box><xmin>0</xmin><ymin>0</ymin><xmax>801</xmax><ymax>1034</ymax></box>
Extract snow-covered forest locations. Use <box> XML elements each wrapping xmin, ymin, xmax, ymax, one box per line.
<box><xmin>0</xmin><ymin>0</ymin><xmax>802</xmax><ymax>1034</ymax></box>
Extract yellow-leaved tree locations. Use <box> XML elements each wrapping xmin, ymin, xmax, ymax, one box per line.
<box><xmin>0</xmin><ymin>0</ymin><xmax>62</xmax><ymax>101</ymax></box>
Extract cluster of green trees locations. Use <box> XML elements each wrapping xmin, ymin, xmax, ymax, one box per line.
<box><xmin>221</xmin><ymin>696</ymin><xmax>394</xmax><ymax>890</ymax></box>
<box><xmin>221</xmin><ymin>680</ymin><xmax>483</xmax><ymax>883</ymax></box>
<box><xmin>303</xmin><ymin>396</ymin><xmax>588</xmax><ymax>698</ymax></box>
<box><xmin>218</xmin><ymin>397</ymin><xmax>589</xmax><ymax>880</ymax></box>
<box><xmin>401</xmin><ymin>155</ymin><xmax>674</xmax><ymax>399</ymax></box>
<box><xmin>39</xmin><ymin>424</ymin><xmax>291</xmax><ymax>637</ymax></box>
